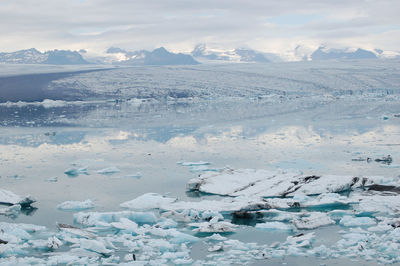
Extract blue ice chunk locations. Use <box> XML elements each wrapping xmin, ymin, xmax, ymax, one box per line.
<box><xmin>156</xmin><ymin>218</ymin><xmax>178</xmax><ymax>229</ymax></box>
<box><xmin>169</xmin><ymin>231</ymin><xmax>199</xmax><ymax>244</ymax></box>
<box><xmin>64</xmin><ymin>167</ymin><xmax>88</xmax><ymax>177</ymax></box>
<box><xmin>255</xmin><ymin>221</ymin><xmax>293</xmax><ymax>231</ymax></box>
<box><xmin>339</xmin><ymin>216</ymin><xmax>376</xmax><ymax>227</ymax></box>
<box><xmin>96</xmin><ymin>167</ymin><xmax>120</xmax><ymax>175</ymax></box>
<box><xmin>74</xmin><ymin>211</ymin><xmax>158</xmax><ymax>227</ymax></box>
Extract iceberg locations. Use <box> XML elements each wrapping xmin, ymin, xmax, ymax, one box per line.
<box><xmin>120</xmin><ymin>193</ymin><xmax>177</xmax><ymax>210</ymax></box>
<box><xmin>74</xmin><ymin>211</ymin><xmax>158</xmax><ymax>227</ymax></box>
<box><xmin>339</xmin><ymin>216</ymin><xmax>376</xmax><ymax>227</ymax></box>
<box><xmin>187</xmin><ymin>168</ymin><xmax>394</xmax><ymax>197</ymax></box>
<box><xmin>0</xmin><ymin>205</ymin><xmax>21</xmax><ymax>217</ymax></box>
<box><xmin>208</xmin><ymin>244</ymin><xmax>224</xmax><ymax>252</ymax></box>
<box><xmin>110</xmin><ymin>218</ymin><xmax>139</xmax><ymax>234</ymax></box>
<box><xmin>57</xmin><ymin>223</ymin><xmax>97</xmax><ymax>239</ymax></box>
<box><xmin>255</xmin><ymin>221</ymin><xmax>294</xmax><ymax>231</ymax></box>
<box><xmin>57</xmin><ymin>199</ymin><xmax>95</xmax><ymax>211</ymax></box>
<box><xmin>169</xmin><ymin>231</ymin><xmax>199</xmax><ymax>244</ymax></box>
<box><xmin>96</xmin><ymin>166</ymin><xmax>121</xmax><ymax>175</ymax></box>
<box><xmin>0</xmin><ymin>189</ymin><xmax>36</xmax><ymax>207</ymax></box>
<box><xmin>189</xmin><ymin>218</ymin><xmax>237</xmax><ymax>233</ymax></box>
<box><xmin>79</xmin><ymin>238</ymin><xmax>113</xmax><ymax>255</ymax></box>
<box><xmin>178</xmin><ymin>161</ymin><xmax>210</xmax><ymax>166</ymax></box>
<box><xmin>285</xmin><ymin>232</ymin><xmax>315</xmax><ymax>248</ymax></box>
<box><xmin>0</xmin><ymin>221</ymin><xmax>46</xmax><ymax>245</ymax></box>
<box><xmin>64</xmin><ymin>167</ymin><xmax>88</xmax><ymax>177</ymax></box>
<box><xmin>292</xmin><ymin>212</ymin><xmax>335</xmax><ymax>230</ymax></box>
<box><xmin>29</xmin><ymin>236</ymin><xmax>63</xmax><ymax>250</ymax></box>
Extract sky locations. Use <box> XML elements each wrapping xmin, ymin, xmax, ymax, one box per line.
<box><xmin>1</xmin><ymin>0</ymin><xmax>399</xmax><ymax>58</ymax></box>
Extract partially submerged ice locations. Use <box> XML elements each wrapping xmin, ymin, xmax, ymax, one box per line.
<box><xmin>64</xmin><ymin>167</ymin><xmax>88</xmax><ymax>177</ymax></box>
<box><xmin>0</xmin><ymin>189</ymin><xmax>36</xmax><ymax>207</ymax></box>
<box><xmin>120</xmin><ymin>193</ymin><xmax>177</xmax><ymax>210</ymax></box>
<box><xmin>57</xmin><ymin>199</ymin><xmax>95</xmax><ymax>211</ymax></box>
<box><xmin>96</xmin><ymin>166</ymin><xmax>121</xmax><ymax>175</ymax></box>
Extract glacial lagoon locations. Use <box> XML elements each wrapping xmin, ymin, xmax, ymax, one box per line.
<box><xmin>0</xmin><ymin>61</ymin><xmax>400</xmax><ymax>264</ymax></box>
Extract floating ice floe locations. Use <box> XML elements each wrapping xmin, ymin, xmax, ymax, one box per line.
<box><xmin>189</xmin><ymin>165</ymin><xmax>216</xmax><ymax>173</ymax></box>
<box><xmin>189</xmin><ymin>217</ymin><xmax>237</xmax><ymax>233</ymax></box>
<box><xmin>120</xmin><ymin>193</ymin><xmax>177</xmax><ymax>210</ymax></box>
<box><xmin>96</xmin><ymin>166</ymin><xmax>121</xmax><ymax>175</ymax></box>
<box><xmin>57</xmin><ymin>223</ymin><xmax>96</xmax><ymax>239</ymax></box>
<box><xmin>255</xmin><ymin>221</ymin><xmax>294</xmax><ymax>231</ymax></box>
<box><xmin>122</xmin><ymin>172</ymin><xmax>142</xmax><ymax>179</ymax></box>
<box><xmin>74</xmin><ymin>211</ymin><xmax>158</xmax><ymax>227</ymax></box>
<box><xmin>78</xmin><ymin>238</ymin><xmax>113</xmax><ymax>255</ymax></box>
<box><xmin>0</xmin><ymin>189</ymin><xmax>36</xmax><ymax>207</ymax></box>
<box><xmin>292</xmin><ymin>212</ymin><xmax>335</xmax><ymax>230</ymax></box>
<box><xmin>29</xmin><ymin>236</ymin><xmax>63</xmax><ymax>251</ymax></box>
<box><xmin>45</xmin><ymin>177</ymin><xmax>58</xmax><ymax>182</ymax></box>
<box><xmin>339</xmin><ymin>216</ymin><xmax>376</xmax><ymax>227</ymax></box>
<box><xmin>208</xmin><ymin>243</ymin><xmax>224</xmax><ymax>252</ymax></box>
<box><xmin>353</xmin><ymin>193</ymin><xmax>400</xmax><ymax>215</ymax></box>
<box><xmin>187</xmin><ymin>168</ymin><xmax>397</xmax><ymax>197</ymax></box>
<box><xmin>285</xmin><ymin>232</ymin><xmax>315</xmax><ymax>248</ymax></box>
<box><xmin>64</xmin><ymin>167</ymin><xmax>88</xmax><ymax>177</ymax></box>
<box><xmin>178</xmin><ymin>161</ymin><xmax>210</xmax><ymax>166</ymax></box>
<box><xmin>0</xmin><ymin>205</ymin><xmax>21</xmax><ymax>217</ymax></box>
<box><xmin>110</xmin><ymin>218</ymin><xmax>140</xmax><ymax>234</ymax></box>
<box><xmin>0</xmin><ymin>221</ymin><xmax>46</xmax><ymax>247</ymax></box>
<box><xmin>57</xmin><ymin>199</ymin><xmax>95</xmax><ymax>211</ymax></box>
<box><xmin>0</xmin><ymin>99</ymin><xmax>70</xmax><ymax>108</ymax></box>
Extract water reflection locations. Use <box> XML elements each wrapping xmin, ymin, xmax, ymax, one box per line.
<box><xmin>0</xmin><ymin>97</ymin><xmax>399</xmax><ymax>231</ymax></box>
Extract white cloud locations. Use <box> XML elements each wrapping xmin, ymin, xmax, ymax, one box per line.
<box><xmin>0</xmin><ymin>0</ymin><xmax>399</xmax><ymax>55</ymax></box>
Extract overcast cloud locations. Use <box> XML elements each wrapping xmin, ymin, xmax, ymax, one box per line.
<box><xmin>0</xmin><ymin>0</ymin><xmax>399</xmax><ymax>57</ymax></box>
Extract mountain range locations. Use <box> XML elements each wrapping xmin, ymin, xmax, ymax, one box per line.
<box><xmin>191</xmin><ymin>44</ymin><xmax>271</xmax><ymax>63</ymax></box>
<box><xmin>0</xmin><ymin>46</ymin><xmax>397</xmax><ymax>66</ymax></box>
<box><xmin>0</xmin><ymin>48</ymin><xmax>89</xmax><ymax>65</ymax></box>
<box><xmin>106</xmin><ymin>47</ymin><xmax>199</xmax><ymax>65</ymax></box>
<box><xmin>311</xmin><ymin>47</ymin><xmax>377</xmax><ymax>60</ymax></box>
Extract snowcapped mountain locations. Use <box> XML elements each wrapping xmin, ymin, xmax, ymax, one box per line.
<box><xmin>106</xmin><ymin>47</ymin><xmax>199</xmax><ymax>65</ymax></box>
<box><xmin>311</xmin><ymin>46</ymin><xmax>377</xmax><ymax>60</ymax></box>
<box><xmin>191</xmin><ymin>44</ymin><xmax>271</xmax><ymax>63</ymax></box>
<box><xmin>0</xmin><ymin>49</ymin><xmax>89</xmax><ymax>65</ymax></box>
<box><xmin>44</xmin><ymin>50</ymin><xmax>89</xmax><ymax>65</ymax></box>
<box><xmin>0</xmin><ymin>48</ymin><xmax>47</xmax><ymax>64</ymax></box>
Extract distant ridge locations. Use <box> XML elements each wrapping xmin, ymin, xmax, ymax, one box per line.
<box><xmin>191</xmin><ymin>44</ymin><xmax>270</xmax><ymax>63</ymax></box>
<box><xmin>0</xmin><ymin>49</ymin><xmax>89</xmax><ymax>65</ymax></box>
<box><xmin>106</xmin><ymin>47</ymin><xmax>199</xmax><ymax>65</ymax></box>
<box><xmin>311</xmin><ymin>46</ymin><xmax>377</xmax><ymax>60</ymax></box>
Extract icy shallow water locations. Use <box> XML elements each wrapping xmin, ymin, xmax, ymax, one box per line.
<box><xmin>0</xmin><ymin>62</ymin><xmax>400</xmax><ymax>264</ymax></box>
